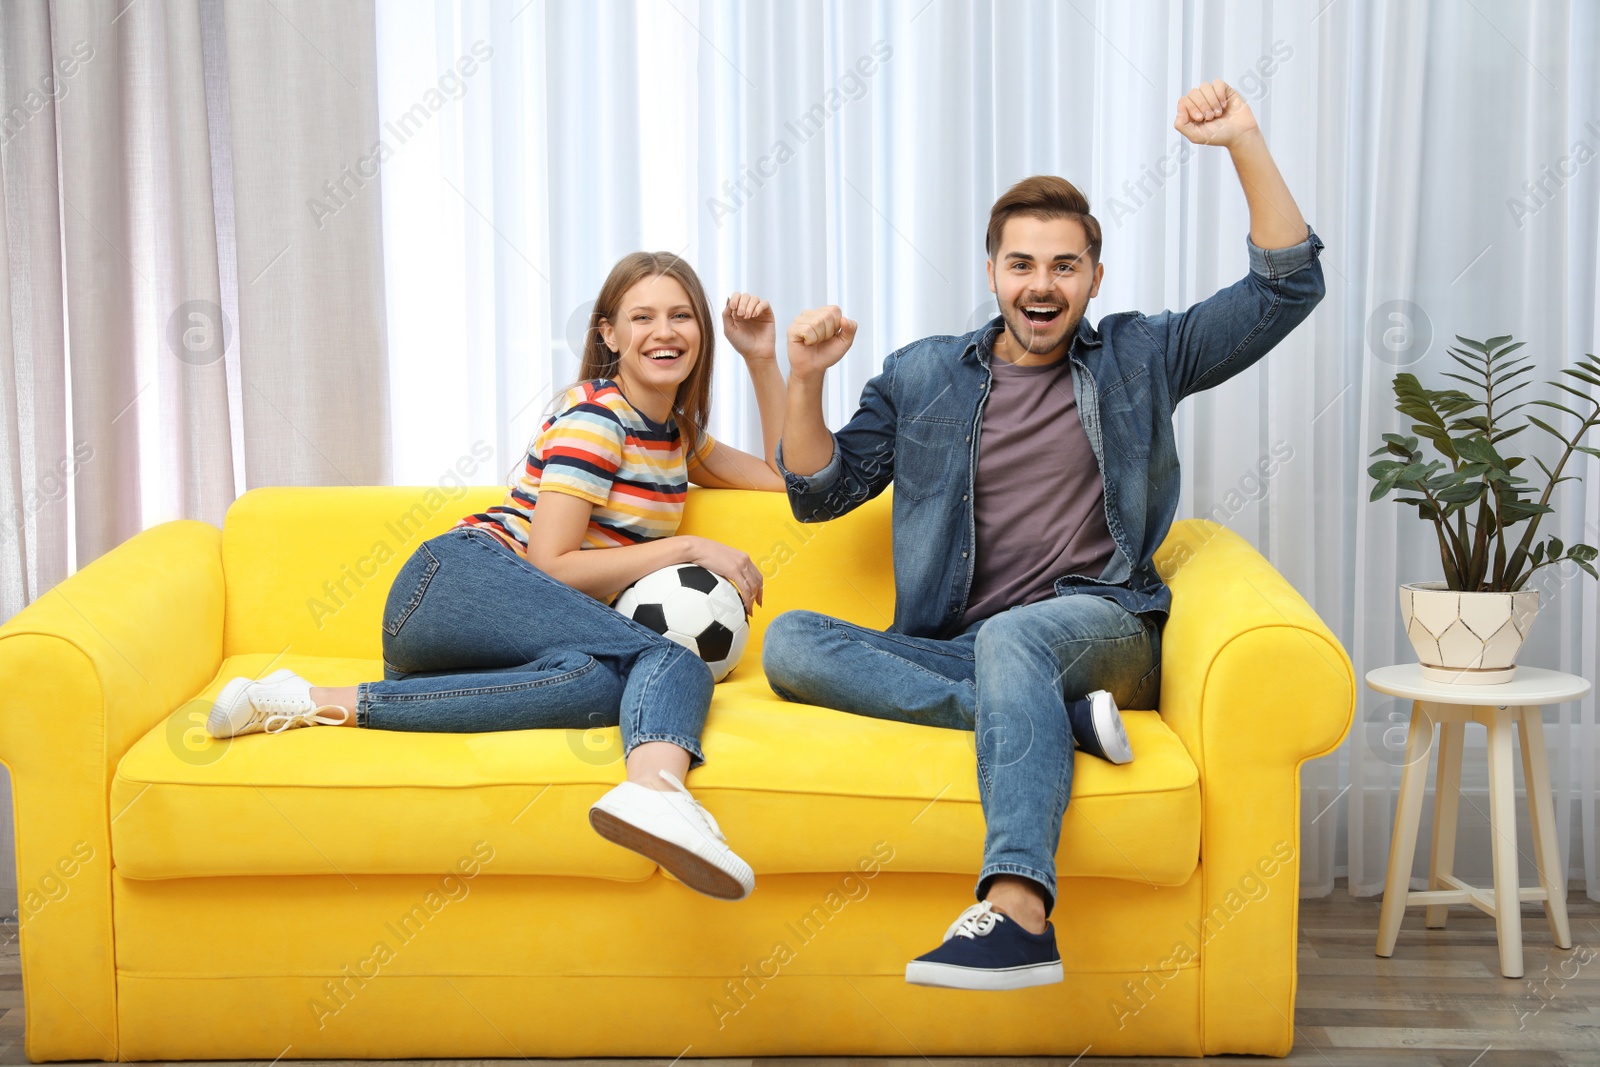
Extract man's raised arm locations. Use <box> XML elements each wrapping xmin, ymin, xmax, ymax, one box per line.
<box><xmin>1154</xmin><ymin>79</ymin><xmax>1325</xmax><ymax>401</ymax></box>
<box><xmin>776</xmin><ymin>306</ymin><xmax>902</xmax><ymax>524</ymax></box>
<box><xmin>1174</xmin><ymin>78</ymin><xmax>1307</xmax><ymax>249</ymax></box>
<box><xmin>780</xmin><ymin>306</ymin><xmax>857</xmax><ymax>477</ymax></box>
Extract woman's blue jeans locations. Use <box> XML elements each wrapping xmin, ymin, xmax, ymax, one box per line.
<box><xmin>761</xmin><ymin>595</ymin><xmax>1162</xmax><ymax>913</ymax></box>
<box><xmin>357</xmin><ymin>526</ymin><xmax>713</xmax><ymax>766</ymax></box>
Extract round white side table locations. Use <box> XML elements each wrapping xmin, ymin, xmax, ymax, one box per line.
<box><xmin>1365</xmin><ymin>664</ymin><xmax>1590</xmax><ymax>978</ymax></box>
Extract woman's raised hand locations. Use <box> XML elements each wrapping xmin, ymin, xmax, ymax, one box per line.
<box><xmin>722</xmin><ymin>292</ymin><xmax>777</xmax><ymax>362</ymax></box>
<box><xmin>681</xmin><ymin>536</ymin><xmax>764</xmax><ymax>615</ymax></box>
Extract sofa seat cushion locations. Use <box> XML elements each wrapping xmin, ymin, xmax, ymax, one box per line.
<box><xmin>112</xmin><ymin>654</ymin><xmax>1200</xmax><ymax>885</ymax></box>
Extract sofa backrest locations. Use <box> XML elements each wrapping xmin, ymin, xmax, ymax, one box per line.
<box><xmin>221</xmin><ymin>485</ymin><xmax>896</xmax><ymax>662</ymax></box>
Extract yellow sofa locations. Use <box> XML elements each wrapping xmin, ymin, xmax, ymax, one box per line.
<box><xmin>0</xmin><ymin>485</ymin><xmax>1353</xmax><ymax>1061</ymax></box>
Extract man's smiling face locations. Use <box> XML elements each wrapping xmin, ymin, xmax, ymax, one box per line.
<box><xmin>986</xmin><ymin>215</ymin><xmax>1104</xmax><ymax>365</ymax></box>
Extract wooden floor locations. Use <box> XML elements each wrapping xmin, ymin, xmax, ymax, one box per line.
<box><xmin>1</xmin><ymin>887</ymin><xmax>1596</xmax><ymax>1065</ymax></box>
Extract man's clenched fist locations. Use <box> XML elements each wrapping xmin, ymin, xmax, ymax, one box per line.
<box><xmin>1174</xmin><ymin>79</ymin><xmax>1259</xmax><ymax>148</ymax></box>
<box><xmin>787</xmin><ymin>305</ymin><xmax>858</xmax><ymax>381</ymax></box>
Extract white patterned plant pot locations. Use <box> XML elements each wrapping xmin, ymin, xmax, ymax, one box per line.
<box><xmin>1398</xmin><ymin>582</ymin><xmax>1540</xmax><ymax>685</ymax></box>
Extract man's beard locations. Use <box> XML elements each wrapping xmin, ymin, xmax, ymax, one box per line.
<box><xmin>998</xmin><ymin>297</ymin><xmax>1085</xmax><ymax>357</ymax></box>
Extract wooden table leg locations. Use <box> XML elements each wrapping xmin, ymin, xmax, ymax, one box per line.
<box><xmin>1517</xmin><ymin>705</ymin><xmax>1573</xmax><ymax>949</ymax></box>
<box><xmin>1485</xmin><ymin>707</ymin><xmax>1525</xmax><ymax>978</ymax></box>
<box><xmin>1426</xmin><ymin>718</ymin><xmax>1464</xmax><ymax>929</ymax></box>
<box><xmin>1377</xmin><ymin>701</ymin><xmax>1434</xmax><ymax>958</ymax></box>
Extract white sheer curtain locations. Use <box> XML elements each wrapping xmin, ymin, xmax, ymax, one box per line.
<box><xmin>375</xmin><ymin>0</ymin><xmax>1600</xmax><ymax>900</ymax></box>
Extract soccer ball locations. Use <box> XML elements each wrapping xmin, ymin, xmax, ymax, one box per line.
<box><xmin>613</xmin><ymin>564</ymin><xmax>749</xmax><ymax>682</ymax></box>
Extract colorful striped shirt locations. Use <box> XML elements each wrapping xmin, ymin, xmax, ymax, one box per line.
<box><xmin>456</xmin><ymin>379</ymin><xmax>714</xmax><ymax>556</ymax></box>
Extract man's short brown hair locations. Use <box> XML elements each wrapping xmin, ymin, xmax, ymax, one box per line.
<box><xmin>986</xmin><ymin>176</ymin><xmax>1102</xmax><ymax>264</ymax></box>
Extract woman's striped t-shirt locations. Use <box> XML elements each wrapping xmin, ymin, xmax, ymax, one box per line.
<box><xmin>456</xmin><ymin>379</ymin><xmax>714</xmax><ymax>556</ymax></box>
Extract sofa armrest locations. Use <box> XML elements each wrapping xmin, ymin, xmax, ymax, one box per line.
<box><xmin>0</xmin><ymin>519</ymin><xmax>224</xmax><ymax>1061</ymax></box>
<box><xmin>1154</xmin><ymin>519</ymin><xmax>1354</xmax><ymax>1056</ymax></box>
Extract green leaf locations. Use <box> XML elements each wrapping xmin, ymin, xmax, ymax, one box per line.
<box><xmin>1483</xmin><ymin>335</ymin><xmax>1516</xmax><ymax>352</ymax></box>
<box><xmin>1436</xmin><ymin>482</ymin><xmax>1487</xmax><ymax>504</ymax></box>
<box><xmin>1499</xmin><ymin>500</ymin><xmax>1555</xmax><ymax>521</ymax></box>
<box><xmin>1569</xmin><ymin>544</ymin><xmax>1598</xmax><ymax>563</ymax></box>
<box><xmin>1394</xmin><ymin>374</ymin><xmax>1448</xmax><ymax>425</ymax></box>
<box><xmin>1530</xmin><ymin>398</ymin><xmax>1587</xmax><ymax>421</ymax></box>
<box><xmin>1446</xmin><ymin>416</ymin><xmax>1491</xmax><ymax>433</ymax></box>
<box><xmin>1490</xmin><ymin>425</ymin><xmax>1528</xmax><ymax>445</ymax></box>
<box><xmin>1549</xmin><ymin>537</ymin><xmax>1564</xmax><ymax>559</ymax></box>
<box><xmin>1452</xmin><ymin>437</ymin><xmax>1501</xmax><ymax>465</ymax></box>
<box><xmin>1413</xmin><ymin>430</ymin><xmax>1459</xmax><ymax>462</ymax></box>
<box><xmin>1369</xmin><ymin>471</ymin><xmax>1403</xmax><ymax>500</ymax></box>
<box><xmin>1378</xmin><ymin>433</ymin><xmax>1419</xmax><ymax>458</ymax></box>
<box><xmin>1424</xmin><ymin>472</ymin><xmax>1458</xmax><ymax>492</ymax></box>
<box><xmin>1491</xmin><ymin>365</ymin><xmax>1536</xmax><ymax>387</ymax></box>
<box><xmin>1578</xmin><ymin>560</ymin><xmax>1599</xmax><ymax>579</ymax></box>
<box><xmin>1527</xmin><ymin>415</ymin><xmax>1569</xmax><ymax>441</ymax></box>
<box><xmin>1456</xmin><ymin>336</ymin><xmax>1492</xmax><ymax>355</ymax></box>
<box><xmin>1552</xmin><ymin>380</ymin><xmax>1600</xmax><ymax>407</ymax></box>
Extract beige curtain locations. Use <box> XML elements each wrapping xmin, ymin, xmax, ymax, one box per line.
<box><xmin>0</xmin><ymin>0</ymin><xmax>390</xmax><ymax>911</ymax></box>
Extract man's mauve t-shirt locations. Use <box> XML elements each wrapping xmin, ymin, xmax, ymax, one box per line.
<box><xmin>957</xmin><ymin>353</ymin><xmax>1118</xmax><ymax>630</ymax></box>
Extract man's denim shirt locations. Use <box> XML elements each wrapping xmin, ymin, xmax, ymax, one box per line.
<box><xmin>776</xmin><ymin>227</ymin><xmax>1326</xmax><ymax>640</ymax></box>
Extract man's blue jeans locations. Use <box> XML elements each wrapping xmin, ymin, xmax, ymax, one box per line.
<box><xmin>762</xmin><ymin>595</ymin><xmax>1161</xmax><ymax>912</ymax></box>
<box><xmin>356</xmin><ymin>525</ymin><xmax>714</xmax><ymax>766</ymax></box>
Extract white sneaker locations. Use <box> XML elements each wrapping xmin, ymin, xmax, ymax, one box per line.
<box><xmin>206</xmin><ymin>669</ymin><xmax>352</xmax><ymax>738</ymax></box>
<box><xmin>1068</xmin><ymin>689</ymin><xmax>1134</xmax><ymax>765</ymax></box>
<box><xmin>589</xmin><ymin>770</ymin><xmax>754</xmax><ymax>901</ymax></box>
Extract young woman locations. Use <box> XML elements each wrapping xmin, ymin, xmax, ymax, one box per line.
<box><xmin>206</xmin><ymin>252</ymin><xmax>788</xmax><ymax>901</ymax></box>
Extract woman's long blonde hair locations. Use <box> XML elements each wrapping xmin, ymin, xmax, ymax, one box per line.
<box><xmin>579</xmin><ymin>251</ymin><xmax>715</xmax><ymax>452</ymax></box>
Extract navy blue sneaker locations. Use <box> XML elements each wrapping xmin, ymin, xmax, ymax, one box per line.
<box><xmin>904</xmin><ymin>902</ymin><xmax>1064</xmax><ymax>990</ymax></box>
<box><xmin>1067</xmin><ymin>689</ymin><xmax>1133</xmax><ymax>765</ymax></box>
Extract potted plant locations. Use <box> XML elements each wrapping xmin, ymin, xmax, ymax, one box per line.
<box><xmin>1368</xmin><ymin>335</ymin><xmax>1600</xmax><ymax>683</ymax></box>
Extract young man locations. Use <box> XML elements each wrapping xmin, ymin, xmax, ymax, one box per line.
<box><xmin>762</xmin><ymin>79</ymin><xmax>1325</xmax><ymax>990</ymax></box>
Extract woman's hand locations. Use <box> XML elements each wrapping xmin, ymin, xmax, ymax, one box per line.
<box><xmin>722</xmin><ymin>292</ymin><xmax>776</xmax><ymax>362</ymax></box>
<box><xmin>679</xmin><ymin>535</ymin><xmax>764</xmax><ymax>615</ymax></box>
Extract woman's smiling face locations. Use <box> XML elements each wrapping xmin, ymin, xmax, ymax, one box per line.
<box><xmin>600</xmin><ymin>273</ymin><xmax>702</xmax><ymax>416</ymax></box>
